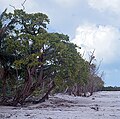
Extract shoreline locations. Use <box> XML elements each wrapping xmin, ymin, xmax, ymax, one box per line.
<box><xmin>0</xmin><ymin>91</ymin><xmax>120</xmax><ymax>119</ymax></box>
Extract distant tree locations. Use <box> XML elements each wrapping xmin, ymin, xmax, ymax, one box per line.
<box><xmin>70</xmin><ymin>51</ymin><xmax>104</xmax><ymax>97</ymax></box>
<box><xmin>86</xmin><ymin>51</ymin><xmax>104</xmax><ymax>96</ymax></box>
<box><xmin>102</xmin><ymin>86</ymin><xmax>120</xmax><ymax>91</ymax></box>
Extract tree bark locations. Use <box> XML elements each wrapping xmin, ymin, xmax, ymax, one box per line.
<box><xmin>1</xmin><ymin>69</ymin><xmax>7</xmax><ymax>103</ymax></box>
<box><xmin>12</xmin><ymin>66</ymin><xmax>44</xmax><ymax>106</ymax></box>
<box><xmin>33</xmin><ymin>81</ymin><xmax>55</xmax><ymax>104</ymax></box>
<box><xmin>12</xmin><ymin>68</ymin><xmax>32</xmax><ymax>105</ymax></box>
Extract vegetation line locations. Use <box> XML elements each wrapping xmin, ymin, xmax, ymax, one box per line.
<box><xmin>0</xmin><ymin>8</ymin><xmax>104</xmax><ymax>106</ymax></box>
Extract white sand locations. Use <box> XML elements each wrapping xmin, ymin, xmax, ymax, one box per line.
<box><xmin>0</xmin><ymin>91</ymin><xmax>120</xmax><ymax>119</ymax></box>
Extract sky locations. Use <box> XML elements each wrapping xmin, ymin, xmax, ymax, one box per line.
<box><xmin>0</xmin><ymin>0</ymin><xmax>120</xmax><ymax>86</ymax></box>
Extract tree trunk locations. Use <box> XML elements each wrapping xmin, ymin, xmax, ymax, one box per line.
<box><xmin>12</xmin><ymin>68</ymin><xmax>33</xmax><ymax>105</ymax></box>
<box><xmin>33</xmin><ymin>81</ymin><xmax>55</xmax><ymax>104</ymax></box>
<box><xmin>1</xmin><ymin>69</ymin><xmax>7</xmax><ymax>103</ymax></box>
<box><xmin>2</xmin><ymin>77</ymin><xmax>7</xmax><ymax>102</ymax></box>
<box><xmin>12</xmin><ymin>67</ymin><xmax>44</xmax><ymax>106</ymax></box>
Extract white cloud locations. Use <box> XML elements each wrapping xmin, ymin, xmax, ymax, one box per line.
<box><xmin>72</xmin><ymin>23</ymin><xmax>120</xmax><ymax>63</ymax></box>
<box><xmin>53</xmin><ymin>0</ymin><xmax>80</xmax><ymax>8</ymax></box>
<box><xmin>88</xmin><ymin>0</ymin><xmax>120</xmax><ymax>13</ymax></box>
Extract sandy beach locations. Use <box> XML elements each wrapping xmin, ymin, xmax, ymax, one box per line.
<box><xmin>0</xmin><ymin>91</ymin><xmax>120</xmax><ymax>119</ymax></box>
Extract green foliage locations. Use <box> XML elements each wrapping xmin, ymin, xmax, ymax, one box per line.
<box><xmin>0</xmin><ymin>8</ymin><xmax>104</xmax><ymax>104</ymax></box>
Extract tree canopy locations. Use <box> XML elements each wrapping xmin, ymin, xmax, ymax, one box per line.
<box><xmin>0</xmin><ymin>9</ymin><xmax>104</xmax><ymax>106</ymax></box>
